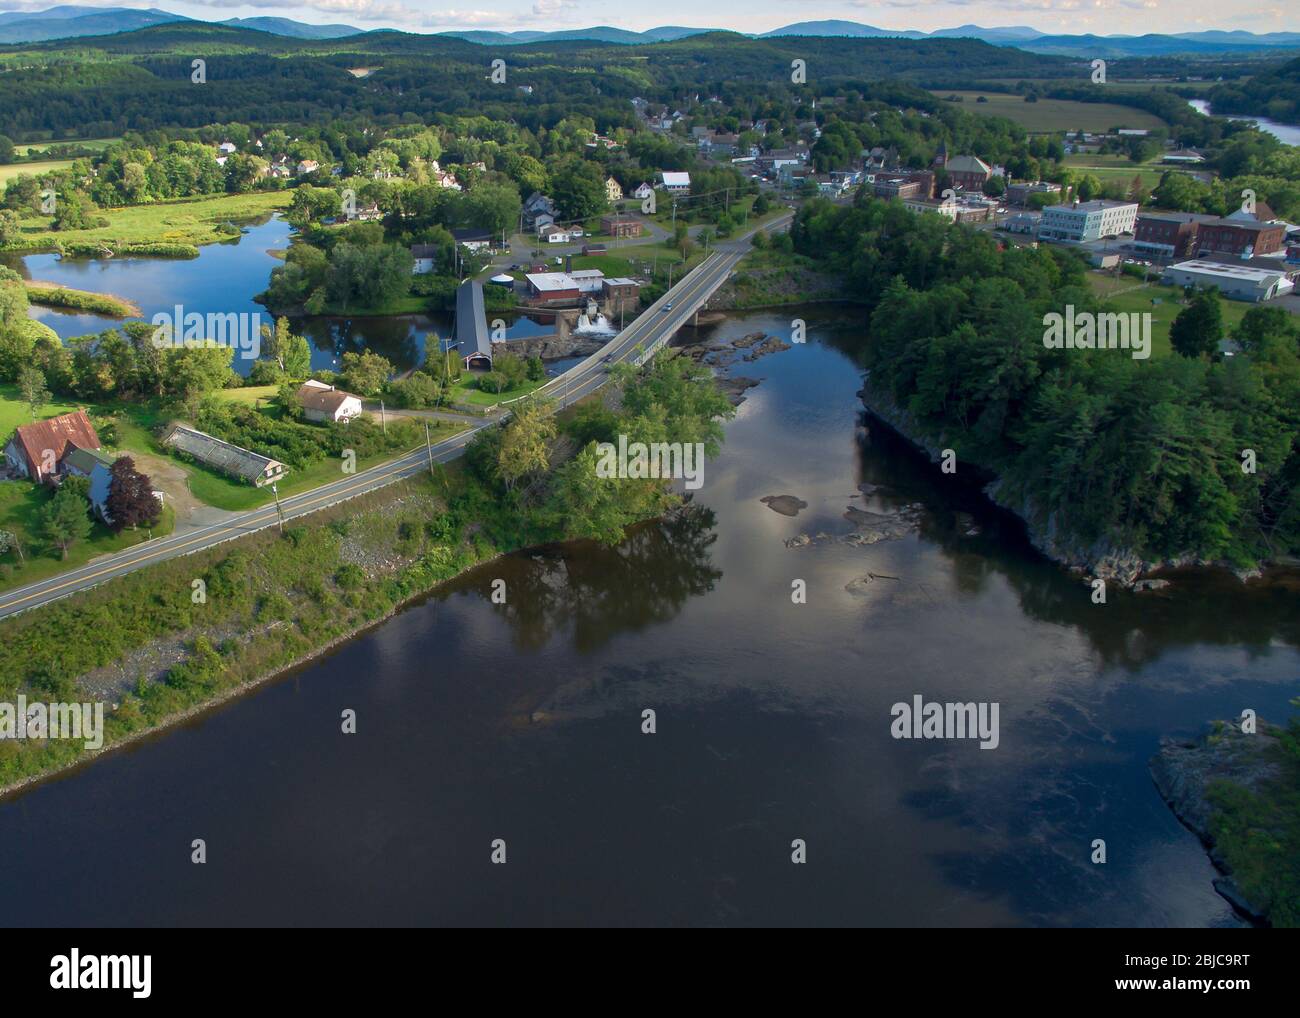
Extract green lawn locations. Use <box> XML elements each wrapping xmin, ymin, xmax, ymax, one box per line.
<box><xmin>214</xmin><ymin>385</ymin><xmax>280</xmax><ymax>407</ymax></box>
<box><xmin>0</xmin><ymin>483</ymin><xmax>176</xmax><ymax>592</ymax></box>
<box><xmin>0</xmin><ymin>384</ymin><xmax>178</xmax><ymax>589</ymax></box>
<box><xmin>1088</xmin><ymin>273</ymin><xmax>1254</xmax><ymax>358</ymax></box>
<box><xmin>3</xmin><ymin>191</ymin><xmax>290</xmax><ymax>252</ymax></box>
<box><xmin>450</xmin><ymin>375</ymin><xmax>549</xmax><ymax>408</ymax></box>
<box><xmin>0</xmin><ymin>384</ymin><xmax>83</xmax><ymax>439</ymax></box>
<box><xmin>933</xmin><ymin>91</ymin><xmax>1167</xmax><ymax>134</ymax></box>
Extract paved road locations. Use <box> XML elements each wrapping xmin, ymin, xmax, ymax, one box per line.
<box><xmin>0</xmin><ymin>213</ymin><xmax>792</xmax><ymax>621</ymax></box>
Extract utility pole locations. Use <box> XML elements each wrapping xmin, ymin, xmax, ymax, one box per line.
<box><xmin>380</xmin><ymin>398</ymin><xmax>386</xmax><ymax>434</ymax></box>
<box><xmin>271</xmin><ymin>483</ymin><xmax>285</xmax><ymax>535</ymax></box>
<box><xmin>424</xmin><ymin>420</ymin><xmax>435</xmax><ymax>478</ymax></box>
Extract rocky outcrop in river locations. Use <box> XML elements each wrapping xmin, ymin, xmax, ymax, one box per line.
<box><xmin>1149</xmin><ymin>720</ymin><xmax>1288</xmax><ymax>924</ymax></box>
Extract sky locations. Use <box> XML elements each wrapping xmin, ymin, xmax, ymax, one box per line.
<box><xmin>0</xmin><ymin>0</ymin><xmax>1282</xmax><ymax>37</ymax></box>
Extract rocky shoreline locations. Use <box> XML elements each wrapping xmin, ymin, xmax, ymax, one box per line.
<box><xmin>857</xmin><ymin>375</ymin><xmax>1277</xmax><ymax>590</ymax></box>
<box><xmin>1149</xmin><ymin>720</ymin><xmax>1287</xmax><ymax>924</ymax></box>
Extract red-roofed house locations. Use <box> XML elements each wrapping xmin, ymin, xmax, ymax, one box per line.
<box><xmin>4</xmin><ymin>410</ymin><xmax>102</xmax><ymax>483</ymax></box>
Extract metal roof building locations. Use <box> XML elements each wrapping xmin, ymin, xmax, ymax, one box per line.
<box><xmin>162</xmin><ymin>424</ymin><xmax>286</xmax><ymax>487</ymax></box>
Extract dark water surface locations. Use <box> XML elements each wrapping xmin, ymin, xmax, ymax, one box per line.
<box><xmin>1</xmin><ymin>309</ymin><xmax>1296</xmax><ymax>927</ymax></box>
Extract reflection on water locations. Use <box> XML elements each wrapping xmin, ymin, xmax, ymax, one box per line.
<box><xmin>7</xmin><ymin>217</ymin><xmax>563</xmax><ymax>376</ymax></box>
<box><xmin>1188</xmin><ymin>98</ymin><xmax>1300</xmax><ymax>146</ymax></box>
<box><xmin>0</xmin><ymin>308</ymin><xmax>1294</xmax><ymax>927</ymax></box>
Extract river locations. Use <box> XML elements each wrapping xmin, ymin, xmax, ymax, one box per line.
<box><xmin>3</xmin><ymin>215</ymin><xmax>580</xmax><ymax>377</ymax></box>
<box><xmin>0</xmin><ymin>306</ymin><xmax>1295</xmax><ymax>926</ymax></box>
<box><xmin>1187</xmin><ymin>98</ymin><xmax>1300</xmax><ymax>146</ymax></box>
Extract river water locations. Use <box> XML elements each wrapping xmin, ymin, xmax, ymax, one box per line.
<box><xmin>1188</xmin><ymin>98</ymin><xmax>1300</xmax><ymax>146</ymax></box>
<box><xmin>1</xmin><ymin>307</ymin><xmax>1296</xmax><ymax>926</ymax></box>
<box><xmin>4</xmin><ymin>216</ymin><xmax>571</xmax><ymax>376</ymax></box>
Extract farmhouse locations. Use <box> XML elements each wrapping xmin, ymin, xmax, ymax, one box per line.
<box><xmin>4</xmin><ymin>410</ymin><xmax>102</xmax><ymax>484</ymax></box>
<box><xmin>605</xmin><ymin>177</ymin><xmax>623</xmax><ymax>202</ymax></box>
<box><xmin>161</xmin><ymin>424</ymin><xmax>286</xmax><ymax>487</ymax></box>
<box><xmin>297</xmin><ymin>380</ymin><xmax>364</xmax><ymax>423</ymax></box>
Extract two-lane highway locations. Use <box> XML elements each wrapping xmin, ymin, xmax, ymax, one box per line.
<box><xmin>0</xmin><ymin>213</ymin><xmax>791</xmax><ymax>620</ymax></box>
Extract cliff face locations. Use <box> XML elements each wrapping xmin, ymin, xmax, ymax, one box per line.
<box><xmin>1149</xmin><ymin>721</ymin><xmax>1286</xmax><ymax>924</ymax></box>
<box><xmin>856</xmin><ymin>376</ymin><xmax>1250</xmax><ymax>588</ymax></box>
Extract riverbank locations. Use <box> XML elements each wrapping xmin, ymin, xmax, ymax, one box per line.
<box><xmin>1</xmin><ymin>192</ymin><xmax>290</xmax><ymax>256</ymax></box>
<box><xmin>1150</xmin><ymin>714</ymin><xmax>1300</xmax><ymax>926</ymax></box>
<box><xmin>857</xmin><ymin>376</ymin><xmax>1287</xmax><ymax>589</ymax></box>
<box><xmin>24</xmin><ymin>281</ymin><xmax>140</xmax><ymax>318</ymax></box>
<box><xmin>0</xmin><ymin>355</ymin><xmax>731</xmax><ymax>797</ymax></box>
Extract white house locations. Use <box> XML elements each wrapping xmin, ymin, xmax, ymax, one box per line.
<box><xmin>296</xmin><ymin>159</ymin><xmax>320</xmax><ymax>176</ymax></box>
<box><xmin>410</xmin><ymin>244</ymin><xmax>438</xmax><ymax>275</ymax></box>
<box><xmin>297</xmin><ymin>380</ymin><xmax>364</xmax><ymax>423</ymax></box>
<box><xmin>633</xmin><ymin>182</ymin><xmax>654</xmax><ymax>201</ymax></box>
<box><xmin>218</xmin><ymin>141</ymin><xmax>237</xmax><ymax>155</ymax></box>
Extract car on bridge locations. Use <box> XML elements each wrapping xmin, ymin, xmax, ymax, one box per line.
<box><xmin>662</xmin><ymin>302</ymin><xmax>674</xmax><ymax>312</ymax></box>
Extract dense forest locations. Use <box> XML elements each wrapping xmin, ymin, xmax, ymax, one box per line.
<box><xmin>0</xmin><ymin>25</ymin><xmax>1078</xmax><ymax>139</ymax></box>
<box><xmin>793</xmin><ymin>196</ymin><xmax>1300</xmax><ymax>569</ymax></box>
<box><xmin>1208</xmin><ymin>55</ymin><xmax>1300</xmax><ymax>127</ymax></box>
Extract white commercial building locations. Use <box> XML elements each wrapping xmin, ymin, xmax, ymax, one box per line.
<box><xmin>1038</xmin><ymin>200</ymin><xmax>1138</xmax><ymax>243</ymax></box>
<box><xmin>660</xmin><ymin>171</ymin><xmax>691</xmax><ymax>194</ymax></box>
<box><xmin>1162</xmin><ymin>260</ymin><xmax>1294</xmax><ymax>302</ymax></box>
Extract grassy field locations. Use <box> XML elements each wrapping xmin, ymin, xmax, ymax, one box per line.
<box><xmin>4</xmin><ymin>191</ymin><xmax>290</xmax><ymax>252</ymax></box>
<box><xmin>1063</xmin><ymin>153</ymin><xmax>1172</xmax><ymax>189</ymax></box>
<box><xmin>0</xmin><ymin>384</ymin><xmax>83</xmax><ymax>439</ymax></box>
<box><xmin>13</xmin><ymin>137</ymin><xmax>119</xmax><ymax>157</ymax></box>
<box><xmin>450</xmin><ymin>374</ymin><xmax>548</xmax><ymax>408</ymax></box>
<box><xmin>0</xmin><ymin>158</ymin><xmax>75</xmax><ymax>184</ymax></box>
<box><xmin>214</xmin><ymin>385</ymin><xmax>280</xmax><ymax>407</ymax></box>
<box><xmin>933</xmin><ymin>91</ymin><xmax>1167</xmax><ymax>134</ymax></box>
<box><xmin>1088</xmin><ymin>273</ymin><xmax>1253</xmax><ymax>358</ymax></box>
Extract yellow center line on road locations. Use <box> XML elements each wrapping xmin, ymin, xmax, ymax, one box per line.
<box><xmin>0</xmin><ymin>432</ymin><xmax>480</xmax><ymax>612</ymax></box>
<box><xmin>0</xmin><ymin>223</ymin><xmax>788</xmax><ymax>616</ymax></box>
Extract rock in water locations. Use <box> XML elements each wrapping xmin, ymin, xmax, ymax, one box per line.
<box><xmin>761</xmin><ymin>495</ymin><xmax>808</xmax><ymax>517</ymax></box>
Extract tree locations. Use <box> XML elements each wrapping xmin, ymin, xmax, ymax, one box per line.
<box><xmin>105</xmin><ymin>456</ymin><xmax>161</xmax><ymax>532</ymax></box>
<box><xmin>340</xmin><ymin>350</ymin><xmax>393</xmax><ymax>397</ymax></box>
<box><xmin>39</xmin><ymin>486</ymin><xmax>92</xmax><ymax>559</ymax></box>
<box><xmin>0</xmin><ymin>208</ymin><xmax>20</xmax><ymax>245</ymax></box>
<box><xmin>1170</xmin><ymin>289</ymin><xmax>1223</xmax><ymax>359</ymax></box>
<box><xmin>0</xmin><ymin>528</ymin><xmax>24</xmax><ymax>562</ymax></box>
<box><xmin>497</xmin><ymin>398</ymin><xmax>556</xmax><ymax>492</ymax></box>
<box><xmin>0</xmin><ymin>135</ymin><xmax>14</xmax><ymax>165</ymax></box>
<box><xmin>262</xmin><ymin>317</ymin><xmax>312</xmax><ymax>378</ymax></box>
<box><xmin>18</xmin><ymin>364</ymin><xmax>49</xmax><ymax>417</ymax></box>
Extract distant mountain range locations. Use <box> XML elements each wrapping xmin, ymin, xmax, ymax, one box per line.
<box><xmin>1</xmin><ymin>7</ymin><xmax>1299</xmax><ymax>57</ymax></box>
